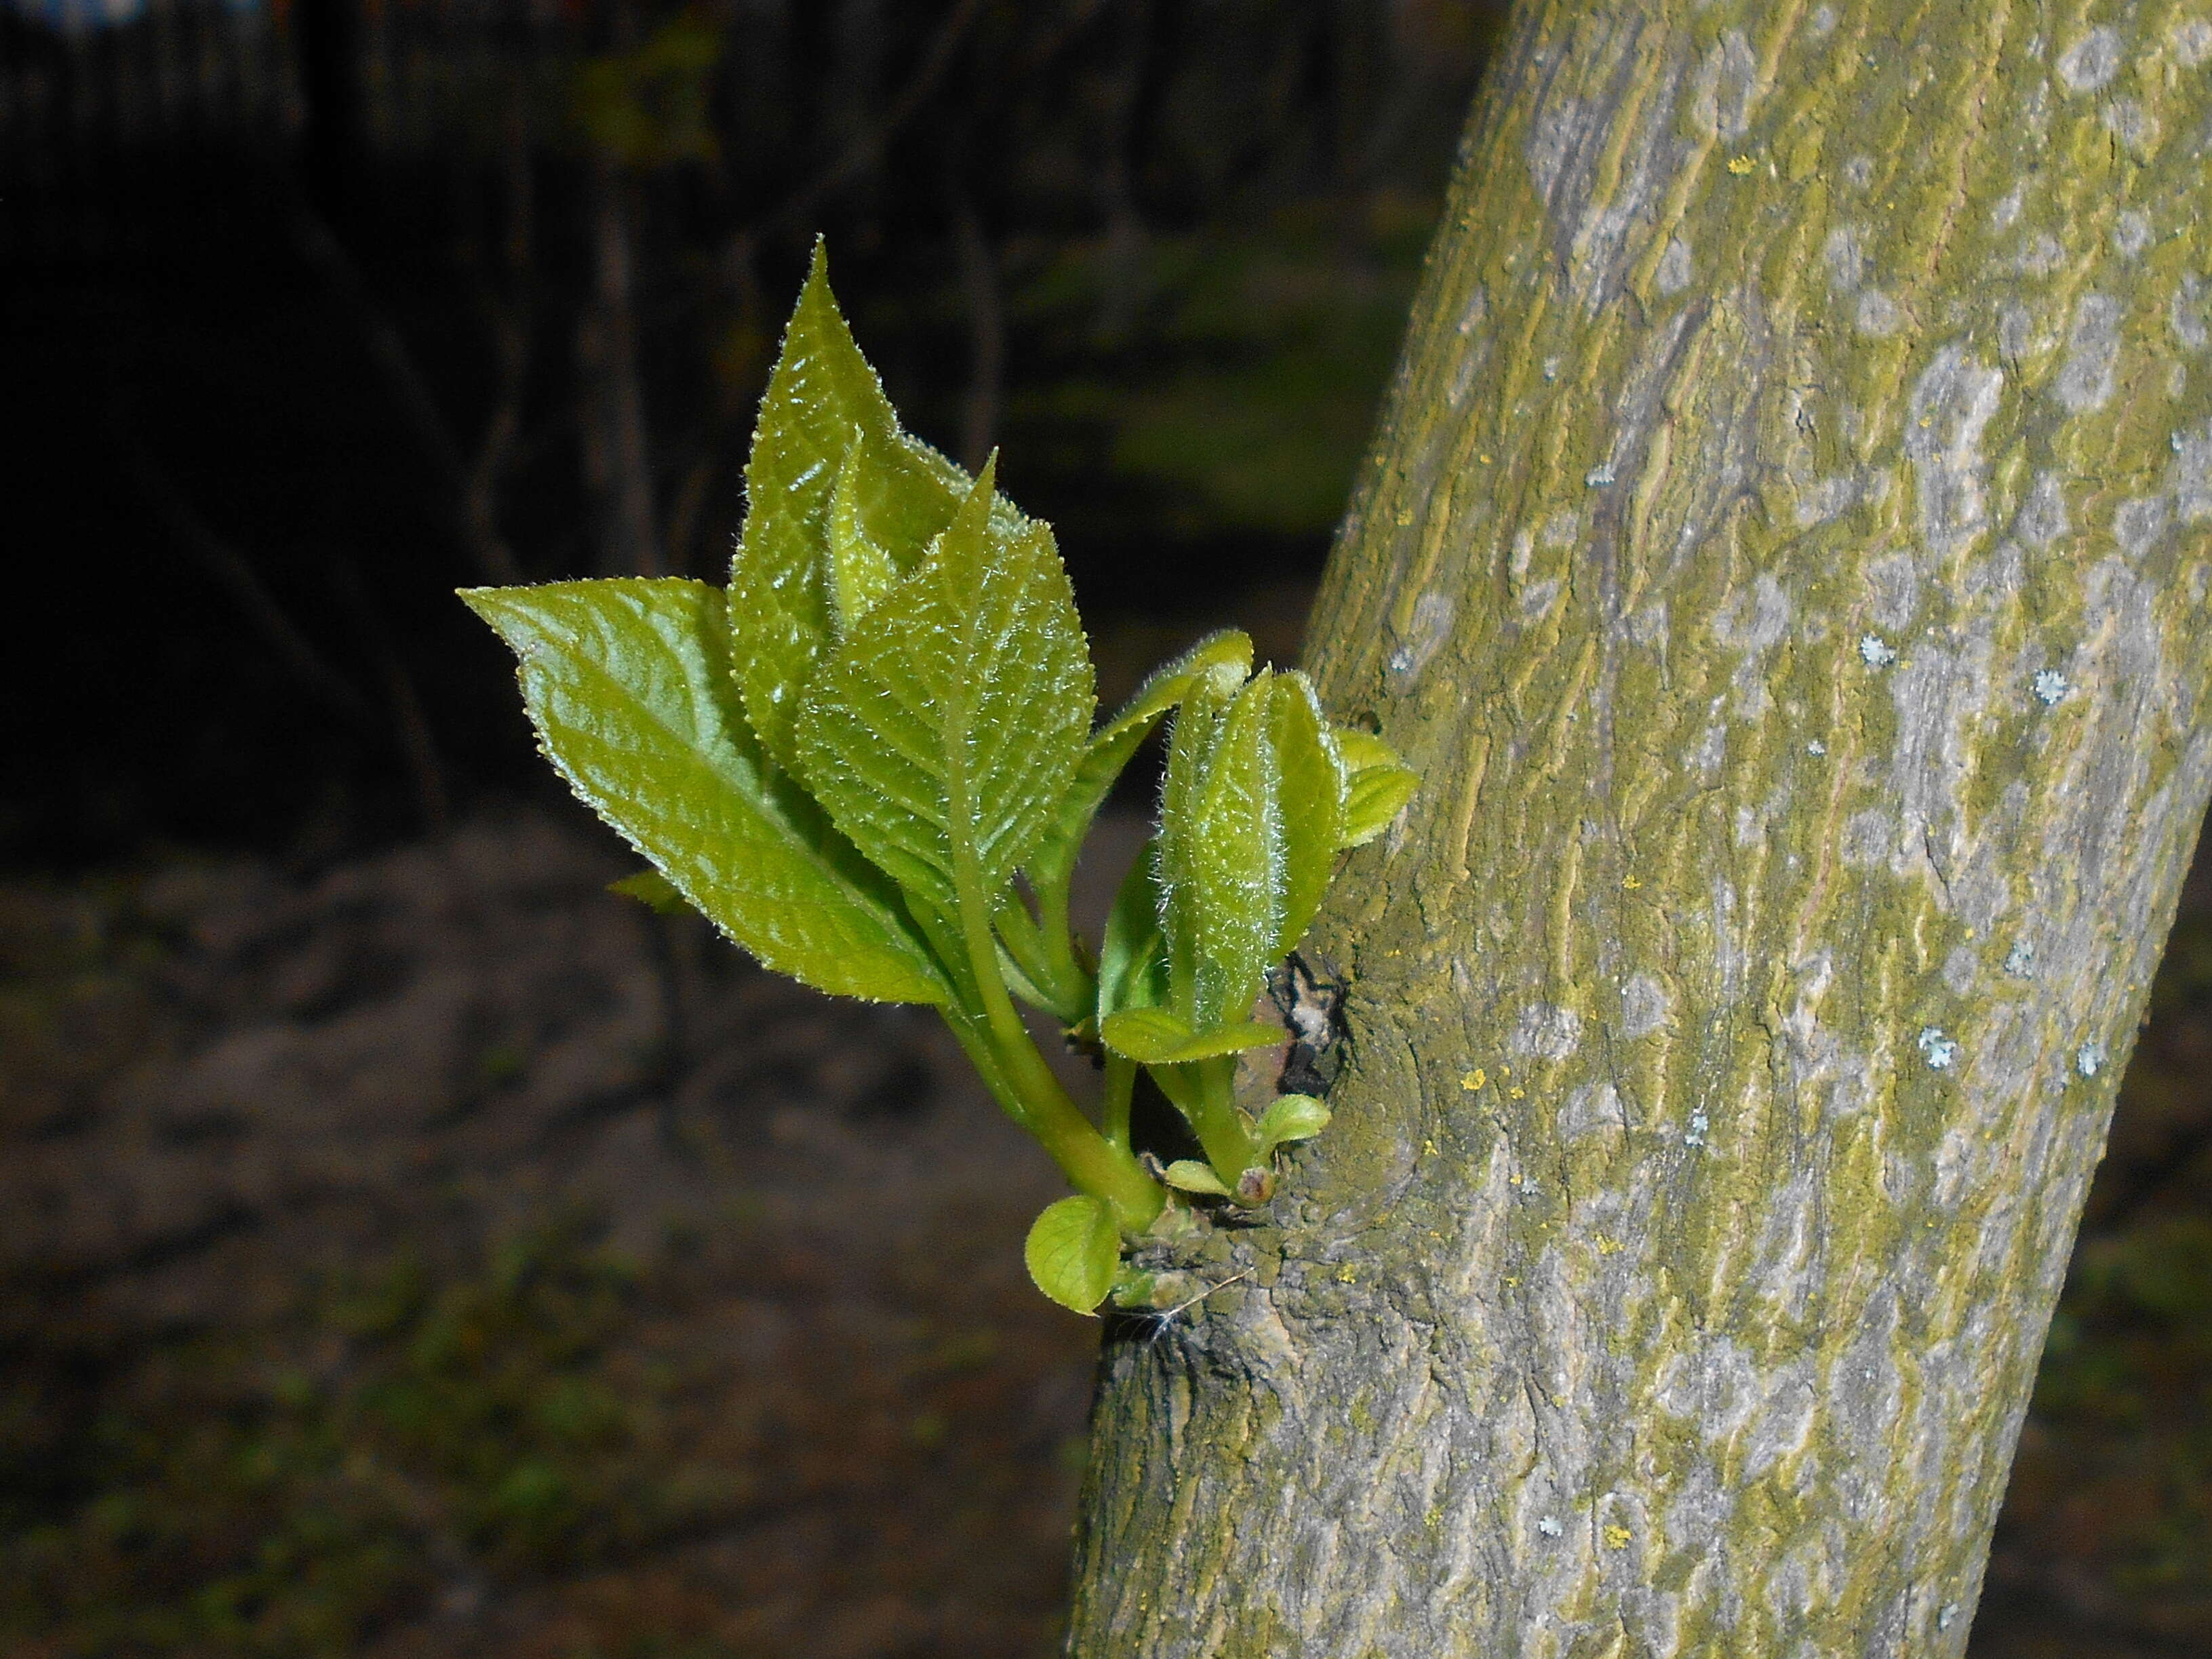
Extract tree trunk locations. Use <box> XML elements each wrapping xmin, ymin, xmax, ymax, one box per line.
<box><xmin>1066</xmin><ymin>1</ymin><xmax>2212</xmax><ymax>1653</ymax></box>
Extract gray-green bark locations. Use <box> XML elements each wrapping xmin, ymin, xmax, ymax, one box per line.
<box><xmin>1065</xmin><ymin>1</ymin><xmax>2212</xmax><ymax>1653</ymax></box>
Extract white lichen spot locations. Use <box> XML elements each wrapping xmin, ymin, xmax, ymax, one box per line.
<box><xmin>1865</xmin><ymin>548</ymin><xmax>1921</xmax><ymax>630</ymax></box>
<box><xmin>2170</xmin><ymin>422</ymin><xmax>2212</xmax><ymax>521</ymax></box>
<box><xmin>1997</xmin><ymin>301</ymin><xmax>2035</xmax><ymax>362</ymax></box>
<box><xmin>1943</xmin><ymin>946</ymin><xmax>1979</xmax><ymax>995</ymax></box>
<box><xmin>2056</xmin><ymin>26</ymin><xmax>2121</xmax><ymax>92</ymax></box>
<box><xmin>1807</xmin><ymin>738</ymin><xmax>1827</xmax><ymax>756</ymax></box>
<box><xmin>2017</xmin><ymin>233</ymin><xmax>2066</xmax><ymax>277</ymax></box>
<box><xmin>2055</xmin><ymin>294</ymin><xmax>2122</xmax><ymax>413</ymax></box>
<box><xmin>2114</xmin><ymin>495</ymin><xmax>2169</xmax><ymax>558</ymax></box>
<box><xmin>1512</xmin><ymin>1003</ymin><xmax>1583</xmax><ymax>1062</ymax></box>
<box><xmin>1385</xmin><ymin>592</ymin><xmax>1456</xmax><ymax>687</ymax></box>
<box><xmin>2076</xmin><ymin>1041</ymin><xmax>2106</xmax><ymax>1077</ymax></box>
<box><xmin>1509</xmin><ymin>527</ymin><xmax>1535</xmax><ymax>579</ymax></box>
<box><xmin>1990</xmin><ymin>186</ymin><xmax>2026</xmax><ymax>231</ymax></box>
<box><xmin>2172</xmin><ymin>18</ymin><xmax>2212</xmax><ymax>66</ymax></box>
<box><xmin>1518</xmin><ymin>577</ymin><xmax>1564</xmax><ymax>622</ymax></box>
<box><xmin>1656</xmin><ymin>236</ymin><xmax>1692</xmax><ymax>296</ymax></box>
<box><xmin>1684</xmin><ymin>1111</ymin><xmax>1710</xmax><ymax>1148</ymax></box>
<box><xmin>2033</xmin><ymin>668</ymin><xmax>2070</xmax><ymax>706</ymax></box>
<box><xmin>1939</xmin><ymin>1604</ymin><xmax>1962</xmax><ymax>1632</ymax></box>
<box><xmin>1585</xmin><ymin>461</ymin><xmax>1617</xmax><ymax>487</ymax></box>
<box><xmin>1855</xmin><ymin>288</ymin><xmax>1906</xmax><ymax>337</ymax></box>
<box><xmin>1823</xmin><ymin>224</ymin><xmax>1867</xmax><ymax>292</ymax></box>
<box><xmin>1796</xmin><ymin>473</ymin><xmax>1860</xmax><ymax>527</ymax></box>
<box><xmin>2103</xmin><ymin>99</ymin><xmax>2157</xmax><ymax>153</ymax></box>
<box><xmin>1522</xmin><ymin>95</ymin><xmax>1582</xmax><ymax>205</ymax></box>
<box><xmin>1859</xmin><ymin>633</ymin><xmax>1898</xmax><ymax>667</ymax></box>
<box><xmin>1908</xmin><ymin>346</ymin><xmax>2006</xmax><ymax>556</ymax></box>
<box><xmin>1693</xmin><ymin>723</ymin><xmax>1727</xmax><ymax>775</ymax></box>
<box><xmin>2112</xmin><ymin>210</ymin><xmax>2153</xmax><ymax>258</ymax></box>
<box><xmin>1621</xmin><ymin>972</ymin><xmax>1671</xmax><ymax>1039</ymax></box>
<box><xmin>1538</xmin><ymin>1516</ymin><xmax>1564</xmax><ymax>1538</ymax></box>
<box><xmin>1541</xmin><ymin>509</ymin><xmax>1580</xmax><ymax>549</ymax></box>
<box><xmin>1543</xmin><ymin>356</ymin><xmax>1562</xmax><ymax>381</ymax></box>
<box><xmin>1628</xmin><ymin>602</ymin><xmax>1670</xmax><ymax>647</ymax></box>
<box><xmin>2017</xmin><ymin>471</ymin><xmax>2071</xmax><ymax>547</ymax></box>
<box><xmin>1918</xmin><ymin>1026</ymin><xmax>1959</xmax><ymax>1070</ymax></box>
<box><xmin>2004</xmin><ymin>939</ymin><xmax>2036</xmax><ymax>977</ymax></box>
<box><xmin>1699</xmin><ymin>28</ymin><xmax>1762</xmax><ymax>138</ymax></box>
<box><xmin>1811</xmin><ymin>4</ymin><xmax>1837</xmax><ymax>35</ymax></box>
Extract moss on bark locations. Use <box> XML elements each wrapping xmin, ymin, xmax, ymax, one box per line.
<box><xmin>1066</xmin><ymin>0</ymin><xmax>2212</xmax><ymax>1653</ymax></box>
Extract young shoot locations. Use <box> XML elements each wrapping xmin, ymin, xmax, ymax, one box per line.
<box><xmin>462</xmin><ymin>244</ymin><xmax>1414</xmax><ymax>1313</ymax></box>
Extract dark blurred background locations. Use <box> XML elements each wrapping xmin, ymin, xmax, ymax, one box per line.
<box><xmin>0</xmin><ymin>2</ymin><xmax>2205</xmax><ymax>1655</ymax></box>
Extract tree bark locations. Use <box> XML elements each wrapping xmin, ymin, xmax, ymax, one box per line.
<box><xmin>1066</xmin><ymin>1</ymin><xmax>2212</xmax><ymax>1654</ymax></box>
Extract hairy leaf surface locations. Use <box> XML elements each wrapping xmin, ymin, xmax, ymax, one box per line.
<box><xmin>464</xmin><ymin>578</ymin><xmax>947</xmax><ymax>1004</ymax></box>
<box><xmin>1101</xmin><ymin>1007</ymin><xmax>1282</xmax><ymax>1064</ymax></box>
<box><xmin>729</xmin><ymin>244</ymin><xmax>968</xmax><ymax>769</ymax></box>
<box><xmin>796</xmin><ymin>464</ymin><xmax>1094</xmax><ymax>925</ymax></box>
<box><xmin>1098</xmin><ymin>848</ymin><xmax>1170</xmax><ymax>1025</ymax></box>
<box><xmin>1159</xmin><ymin>669</ymin><xmax>1283</xmax><ymax>1030</ymax></box>
<box><xmin>1268</xmin><ymin>671</ymin><xmax>1345</xmax><ymax>953</ymax></box>
<box><xmin>1025</xmin><ymin>631</ymin><xmax>1254</xmax><ymax>902</ymax></box>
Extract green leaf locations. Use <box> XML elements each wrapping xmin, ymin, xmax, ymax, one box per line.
<box><xmin>1024</xmin><ymin>1195</ymin><xmax>1120</xmax><ymax>1314</ymax></box>
<box><xmin>1024</xmin><ymin>631</ymin><xmax>1255</xmax><ymax>903</ymax></box>
<box><xmin>796</xmin><ymin>460</ymin><xmax>1095</xmax><ymax>927</ymax></box>
<box><xmin>1158</xmin><ymin>666</ymin><xmax>1282</xmax><ymax>1031</ymax></box>
<box><xmin>1101</xmin><ymin>1007</ymin><xmax>1282</xmax><ymax>1064</ymax></box>
<box><xmin>1341</xmin><ymin>762</ymin><xmax>1417</xmax><ymax>847</ymax></box>
<box><xmin>462</xmin><ymin>578</ymin><xmax>948</xmax><ymax>1005</ymax></box>
<box><xmin>1098</xmin><ymin>847</ymin><xmax>1169</xmax><ymax>1026</ymax></box>
<box><xmin>1267</xmin><ymin>671</ymin><xmax>1345</xmax><ymax>953</ymax></box>
<box><xmin>609</xmin><ymin>869</ymin><xmax>689</xmax><ymax>914</ymax></box>
<box><xmin>1256</xmin><ymin>1093</ymin><xmax>1331</xmax><ymax>1150</ymax></box>
<box><xmin>1161</xmin><ymin>1160</ymin><xmax>1232</xmax><ymax>1197</ymax></box>
<box><xmin>1333</xmin><ymin>725</ymin><xmax>1417</xmax><ymax>847</ymax></box>
<box><xmin>825</xmin><ymin>435</ymin><xmax>900</xmax><ymax>632</ymax></box>
<box><xmin>1332</xmin><ymin>727</ymin><xmax>1398</xmax><ymax>772</ymax></box>
<box><xmin>729</xmin><ymin>243</ymin><xmax>970</xmax><ymax>770</ymax></box>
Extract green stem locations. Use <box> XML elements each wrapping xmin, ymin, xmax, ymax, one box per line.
<box><xmin>949</xmin><ymin>824</ymin><xmax>1162</xmax><ymax>1229</ymax></box>
<box><xmin>1032</xmin><ymin>866</ymin><xmax>1094</xmax><ymax>1014</ymax></box>
<box><xmin>1158</xmin><ymin>1056</ymin><xmax>1260</xmax><ymax>1186</ymax></box>
<box><xmin>1101</xmin><ymin>1053</ymin><xmax>1137</xmax><ymax>1153</ymax></box>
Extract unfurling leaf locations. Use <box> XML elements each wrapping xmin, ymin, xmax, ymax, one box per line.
<box><xmin>1162</xmin><ymin>1160</ymin><xmax>1233</xmax><ymax>1197</ymax></box>
<box><xmin>795</xmin><ymin>460</ymin><xmax>1094</xmax><ymax>932</ymax></box>
<box><xmin>1025</xmin><ymin>1194</ymin><xmax>1120</xmax><ymax>1314</ymax></box>
<box><xmin>610</xmin><ymin>868</ymin><xmax>688</xmax><ymax>913</ymax></box>
<box><xmin>1267</xmin><ymin>671</ymin><xmax>1346</xmax><ymax>953</ymax></box>
<box><xmin>1257</xmin><ymin>1092</ymin><xmax>1331</xmax><ymax>1150</ymax></box>
<box><xmin>1341</xmin><ymin>762</ymin><xmax>1417</xmax><ymax>846</ymax></box>
<box><xmin>462</xmin><ymin>579</ymin><xmax>947</xmax><ymax>1005</ymax></box>
<box><xmin>1158</xmin><ymin>665</ymin><xmax>1277</xmax><ymax>1031</ymax></box>
<box><xmin>728</xmin><ymin>242</ymin><xmax>969</xmax><ymax>770</ymax></box>
<box><xmin>1097</xmin><ymin>848</ymin><xmax>1170</xmax><ymax>1026</ymax></box>
<box><xmin>1335</xmin><ymin>725</ymin><xmax>1417</xmax><ymax>847</ymax></box>
<box><xmin>1025</xmin><ymin>630</ymin><xmax>1255</xmax><ymax>904</ymax></box>
<box><xmin>1100</xmin><ymin>1007</ymin><xmax>1282</xmax><ymax>1064</ymax></box>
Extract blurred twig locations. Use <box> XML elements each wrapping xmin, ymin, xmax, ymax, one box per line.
<box><xmin>325</xmin><ymin>548</ymin><xmax>453</xmax><ymax>838</ymax></box>
<box><xmin>292</xmin><ymin>201</ymin><xmax>526</xmax><ymax>586</ymax></box>
<box><xmin>945</xmin><ymin>168</ymin><xmax>1003</xmax><ymax>475</ymax></box>
<box><xmin>119</xmin><ymin>424</ymin><xmax>377</xmax><ymax>730</ymax></box>
<box><xmin>721</xmin><ymin>0</ymin><xmax>984</xmax><ymax>277</ymax></box>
